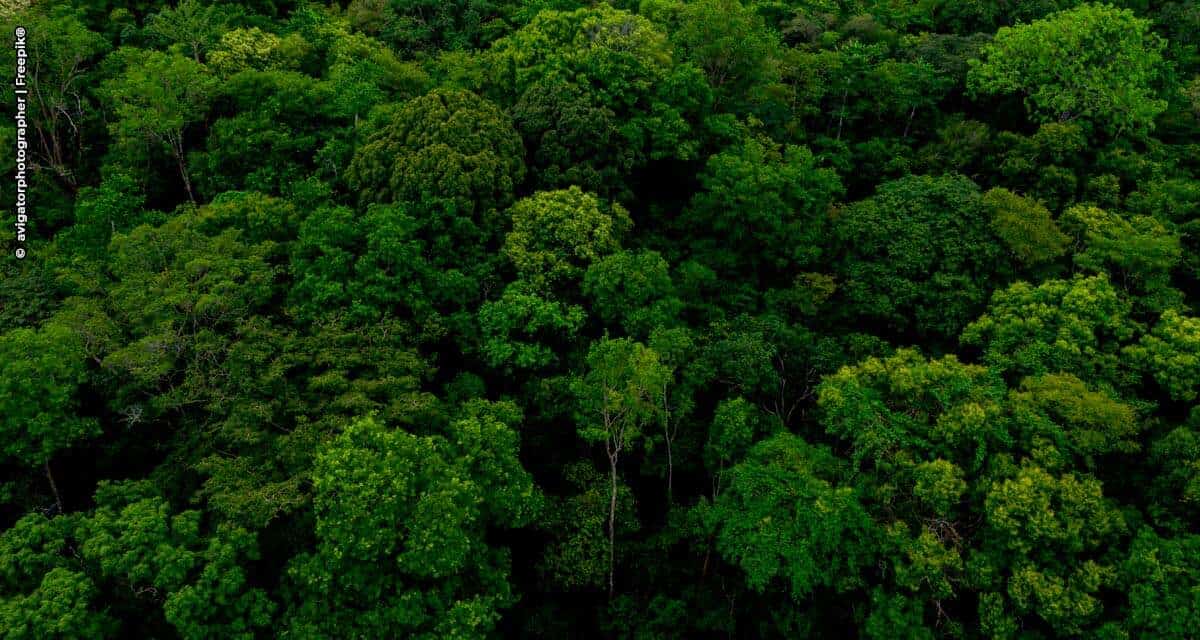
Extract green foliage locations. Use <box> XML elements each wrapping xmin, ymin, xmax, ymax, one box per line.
<box><xmin>1122</xmin><ymin>529</ymin><xmax>1200</xmax><ymax>638</ymax></box>
<box><xmin>961</xmin><ymin>275</ymin><xmax>1138</xmax><ymax>387</ymax></box>
<box><xmin>833</xmin><ymin>174</ymin><xmax>1009</xmax><ymax>339</ymax></box>
<box><xmin>6</xmin><ymin>0</ymin><xmax>1200</xmax><ymax>636</ymax></box>
<box><xmin>818</xmin><ymin>348</ymin><xmax>1008</xmax><ymax>472</ymax></box>
<box><xmin>143</xmin><ymin>0</ymin><xmax>225</xmax><ymax>62</ymax></box>
<box><xmin>0</xmin><ymin>482</ymin><xmax>273</xmax><ymax>639</ymax></box>
<box><xmin>487</xmin><ymin>4</ymin><xmax>709</xmax><ymax>164</ymax></box>
<box><xmin>209</xmin><ymin>28</ymin><xmax>290</xmax><ymax>75</ymax></box>
<box><xmin>510</xmin><ymin>76</ymin><xmax>634</xmax><ymax>196</ymax></box>
<box><xmin>1125</xmin><ymin>310</ymin><xmax>1200</xmax><ymax>402</ymax></box>
<box><xmin>289</xmin><ymin>198</ymin><xmax>491</xmax><ymax>340</ymax></box>
<box><xmin>573</xmin><ymin>337</ymin><xmax>669</xmax><ymax>451</ymax></box>
<box><xmin>671</xmin><ymin>0</ymin><xmax>783</xmax><ymax>112</ymax></box>
<box><xmin>0</xmin><ymin>323</ymin><xmax>97</xmax><ymax>467</ymax></box>
<box><xmin>0</xmin><ymin>6</ymin><xmax>108</xmax><ymax>193</ymax></box>
<box><xmin>684</xmin><ymin>137</ymin><xmax>843</xmax><ymax>280</ymax></box>
<box><xmin>283</xmin><ymin>414</ymin><xmax>538</xmax><ymax>638</ymax></box>
<box><xmin>1060</xmin><ymin>203</ymin><xmax>1183</xmax><ymax>311</ymax></box>
<box><xmin>968</xmin><ymin>3</ymin><xmax>1168</xmax><ymax>135</ymax></box>
<box><xmin>478</xmin><ymin>282</ymin><xmax>586</xmax><ymax>371</ymax></box>
<box><xmin>504</xmin><ymin>187</ymin><xmax>631</xmax><ymax>293</ymax></box>
<box><xmin>583</xmin><ymin>249</ymin><xmax>681</xmax><ymax>337</ymax></box>
<box><xmin>983</xmin><ymin>187</ymin><xmax>1070</xmax><ymax>266</ymax></box>
<box><xmin>538</xmin><ymin>462</ymin><xmax>638</xmax><ymax>590</ymax></box>
<box><xmin>346</xmin><ymin>88</ymin><xmax>525</xmax><ymax>214</ymax></box>
<box><xmin>377</xmin><ymin>0</ymin><xmax>502</xmax><ymax>52</ymax></box>
<box><xmin>100</xmin><ymin>49</ymin><xmax>217</xmax><ymax>200</ymax></box>
<box><xmin>978</xmin><ymin>463</ymin><xmax>1126</xmax><ymax>634</ymax></box>
<box><xmin>701</xmin><ymin>433</ymin><xmax>876</xmax><ymax>598</ymax></box>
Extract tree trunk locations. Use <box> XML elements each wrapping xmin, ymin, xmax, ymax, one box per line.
<box><xmin>171</xmin><ymin>133</ymin><xmax>196</xmax><ymax>204</ymax></box>
<box><xmin>664</xmin><ymin>422</ymin><xmax>674</xmax><ymax>504</ymax></box>
<box><xmin>177</xmin><ymin>151</ymin><xmax>195</xmax><ymax>204</ymax></box>
<box><xmin>607</xmin><ymin>450</ymin><xmax>618</xmax><ymax>599</ymax></box>
<box><xmin>661</xmin><ymin>392</ymin><xmax>674</xmax><ymax>504</ymax></box>
<box><xmin>45</xmin><ymin>460</ymin><xmax>63</xmax><ymax>514</ymax></box>
<box><xmin>903</xmin><ymin>105</ymin><xmax>917</xmax><ymax>138</ymax></box>
<box><xmin>836</xmin><ymin>88</ymin><xmax>849</xmax><ymax>140</ymax></box>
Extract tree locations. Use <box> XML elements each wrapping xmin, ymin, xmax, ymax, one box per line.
<box><xmin>477</xmin><ymin>282</ymin><xmax>586</xmax><ymax>372</ymax></box>
<box><xmin>486</xmin><ymin>5</ymin><xmax>710</xmax><ymax>166</ymax></box>
<box><xmin>503</xmin><ymin>187</ymin><xmax>631</xmax><ymax>294</ymax></box>
<box><xmin>1</xmin><ymin>8</ymin><xmax>108</xmax><ymax>192</ymax></box>
<box><xmin>143</xmin><ymin>0</ymin><xmax>224</xmax><ymax>63</ymax></box>
<box><xmin>583</xmin><ymin>249</ymin><xmax>681</xmax><ymax>338</ymax></box>
<box><xmin>282</xmin><ymin>413</ymin><xmax>539</xmax><ymax>637</ymax></box>
<box><xmin>207</xmin><ymin>28</ymin><xmax>287</xmax><ymax>75</ymax></box>
<box><xmin>101</xmin><ymin>50</ymin><xmax>217</xmax><ymax>203</ymax></box>
<box><xmin>0</xmin><ymin>322</ymin><xmax>97</xmax><ymax>512</ymax></box>
<box><xmin>377</xmin><ymin>0</ymin><xmax>501</xmax><ymax>52</ymax></box>
<box><xmin>832</xmin><ymin>174</ymin><xmax>1010</xmax><ymax>340</ymax></box>
<box><xmin>1125</xmin><ymin>310</ymin><xmax>1200</xmax><ymax>402</ymax></box>
<box><xmin>960</xmin><ymin>274</ymin><xmax>1138</xmax><ymax>389</ymax></box>
<box><xmin>968</xmin><ymin>4</ymin><xmax>1168</xmax><ymax>136</ymax></box>
<box><xmin>700</xmin><ymin>432</ymin><xmax>877</xmax><ymax>598</ymax></box>
<box><xmin>982</xmin><ymin>187</ymin><xmax>1069</xmax><ymax>266</ymax></box>
<box><xmin>817</xmin><ymin>348</ymin><xmax>1139</xmax><ymax>635</ymax></box>
<box><xmin>671</xmin><ymin>0</ymin><xmax>783</xmax><ymax>112</ymax></box>
<box><xmin>102</xmin><ymin>211</ymin><xmax>278</xmax><ymax>418</ymax></box>
<box><xmin>346</xmin><ymin>88</ymin><xmax>525</xmax><ymax>217</ymax></box>
<box><xmin>194</xmin><ymin>70</ymin><xmax>341</xmax><ymax>196</ymax></box>
<box><xmin>6</xmin><ymin>0</ymin><xmax>1200</xmax><ymax>635</ymax></box>
<box><xmin>976</xmin><ymin>463</ymin><xmax>1127</xmax><ymax>636</ymax></box>
<box><xmin>539</xmin><ymin>462</ymin><xmax>638</xmax><ymax>591</ymax></box>
<box><xmin>572</xmin><ymin>338</ymin><xmax>670</xmax><ymax>597</ymax></box>
<box><xmin>683</xmin><ymin>137</ymin><xmax>843</xmax><ymax>282</ymax></box>
<box><xmin>58</xmin><ymin>172</ymin><xmax>149</xmax><ymax>255</ymax></box>
<box><xmin>818</xmin><ymin>348</ymin><xmax>1009</xmax><ymax>473</ymax></box>
<box><xmin>1060</xmin><ymin>203</ymin><xmax>1183</xmax><ymax>312</ymax></box>
<box><xmin>510</xmin><ymin>76</ymin><xmax>634</xmax><ymax>197</ymax></box>
<box><xmin>0</xmin><ymin>481</ymin><xmax>274</xmax><ymax>639</ymax></box>
<box><xmin>289</xmin><ymin>200</ymin><xmax>490</xmax><ymax>342</ymax></box>
<box><xmin>1121</xmin><ymin>529</ymin><xmax>1200</xmax><ymax>639</ymax></box>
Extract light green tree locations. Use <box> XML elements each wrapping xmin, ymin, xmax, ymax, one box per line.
<box><xmin>0</xmin><ymin>322</ymin><xmax>97</xmax><ymax>512</ymax></box>
<box><xmin>346</xmin><ymin>88</ymin><xmax>524</xmax><ymax>216</ymax></box>
<box><xmin>101</xmin><ymin>50</ymin><xmax>217</xmax><ymax>202</ymax></box>
<box><xmin>968</xmin><ymin>3</ymin><xmax>1168</xmax><ymax>135</ymax></box>
<box><xmin>983</xmin><ymin>187</ymin><xmax>1069</xmax><ymax>266</ymax></box>
<box><xmin>1125</xmin><ymin>310</ymin><xmax>1200</xmax><ymax>402</ymax></box>
<box><xmin>572</xmin><ymin>338</ymin><xmax>670</xmax><ymax>597</ymax></box>
<box><xmin>503</xmin><ymin>187</ymin><xmax>631</xmax><ymax>294</ymax></box>
<box><xmin>283</xmin><ymin>413</ymin><xmax>539</xmax><ymax>638</ymax></box>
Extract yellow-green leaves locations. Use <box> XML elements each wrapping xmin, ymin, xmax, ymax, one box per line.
<box><xmin>1008</xmin><ymin>373</ymin><xmax>1141</xmax><ymax>468</ymax></box>
<box><xmin>983</xmin><ymin>187</ymin><xmax>1069</xmax><ymax>266</ymax></box>
<box><xmin>961</xmin><ymin>275</ymin><xmax>1136</xmax><ymax>385</ymax></box>
<box><xmin>968</xmin><ymin>3</ymin><xmax>1168</xmax><ymax>136</ymax></box>
<box><xmin>286</xmin><ymin>413</ymin><xmax>538</xmax><ymax>638</ymax></box>
<box><xmin>1126</xmin><ymin>310</ymin><xmax>1200</xmax><ymax>402</ymax></box>
<box><xmin>818</xmin><ymin>348</ymin><xmax>1007</xmax><ymax>471</ymax></box>
<box><xmin>912</xmin><ymin>459</ymin><xmax>967</xmax><ymax>516</ymax></box>
<box><xmin>503</xmin><ymin>187</ymin><xmax>630</xmax><ymax>293</ymax></box>
<box><xmin>347</xmin><ymin>88</ymin><xmax>525</xmax><ymax>213</ymax></box>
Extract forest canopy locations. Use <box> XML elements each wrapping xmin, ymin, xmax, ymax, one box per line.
<box><xmin>1</xmin><ymin>0</ymin><xmax>1199</xmax><ymax>638</ymax></box>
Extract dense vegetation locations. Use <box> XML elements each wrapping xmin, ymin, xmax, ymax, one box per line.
<box><xmin>2</xmin><ymin>0</ymin><xmax>1199</xmax><ymax>637</ymax></box>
